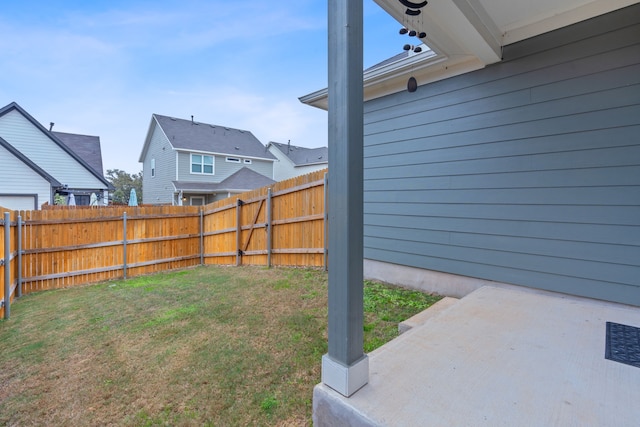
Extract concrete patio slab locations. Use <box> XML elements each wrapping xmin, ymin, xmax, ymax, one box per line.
<box><xmin>398</xmin><ymin>296</ymin><xmax>459</xmax><ymax>334</ymax></box>
<box><xmin>314</xmin><ymin>286</ymin><xmax>640</xmax><ymax>426</ymax></box>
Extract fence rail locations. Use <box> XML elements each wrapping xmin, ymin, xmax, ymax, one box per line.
<box><xmin>0</xmin><ymin>169</ymin><xmax>328</xmax><ymax>319</ymax></box>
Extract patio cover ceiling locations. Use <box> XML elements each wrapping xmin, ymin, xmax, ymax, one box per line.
<box><xmin>375</xmin><ymin>0</ymin><xmax>638</xmax><ymax>60</ymax></box>
<box><xmin>301</xmin><ymin>0</ymin><xmax>638</xmax><ymax>110</ymax></box>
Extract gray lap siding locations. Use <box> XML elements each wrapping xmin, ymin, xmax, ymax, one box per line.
<box><xmin>176</xmin><ymin>152</ymin><xmax>273</xmax><ymax>182</ymax></box>
<box><xmin>363</xmin><ymin>6</ymin><xmax>640</xmax><ymax>305</ymax></box>
<box><xmin>142</xmin><ymin>122</ymin><xmax>175</xmax><ymax>205</ymax></box>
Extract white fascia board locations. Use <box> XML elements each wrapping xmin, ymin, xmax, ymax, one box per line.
<box><xmin>295</xmin><ymin>161</ymin><xmax>328</xmax><ymax>168</ymax></box>
<box><xmin>299</xmin><ymin>53</ymin><xmax>485</xmax><ymax>111</ymax></box>
<box><xmin>299</xmin><ymin>88</ymin><xmax>329</xmax><ymax>110</ymax></box>
<box><xmin>298</xmin><ymin>88</ymin><xmax>329</xmax><ymax>111</ymax></box>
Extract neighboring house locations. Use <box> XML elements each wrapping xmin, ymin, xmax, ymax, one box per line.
<box><xmin>301</xmin><ymin>2</ymin><xmax>640</xmax><ymax>307</ymax></box>
<box><xmin>139</xmin><ymin>114</ymin><xmax>276</xmax><ymax>205</ymax></box>
<box><xmin>267</xmin><ymin>141</ymin><xmax>328</xmax><ymax>181</ymax></box>
<box><xmin>0</xmin><ymin>102</ymin><xmax>112</xmax><ymax>210</ymax></box>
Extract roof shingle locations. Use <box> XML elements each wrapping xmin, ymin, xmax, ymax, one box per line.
<box><xmin>173</xmin><ymin>167</ymin><xmax>275</xmax><ymax>193</ymax></box>
<box><xmin>269</xmin><ymin>141</ymin><xmax>328</xmax><ymax>166</ymax></box>
<box><xmin>53</xmin><ymin>131</ymin><xmax>104</xmax><ymax>175</ymax></box>
<box><xmin>155</xmin><ymin>114</ymin><xmax>276</xmax><ymax>160</ymax></box>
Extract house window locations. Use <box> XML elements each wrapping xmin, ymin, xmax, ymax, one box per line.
<box><xmin>243</xmin><ymin>159</ymin><xmax>252</xmax><ymax>164</ymax></box>
<box><xmin>226</xmin><ymin>157</ymin><xmax>241</xmax><ymax>163</ymax></box>
<box><xmin>151</xmin><ymin>158</ymin><xmax>155</xmax><ymax>177</ymax></box>
<box><xmin>191</xmin><ymin>154</ymin><xmax>214</xmax><ymax>174</ymax></box>
<box><xmin>190</xmin><ymin>196</ymin><xmax>205</xmax><ymax>206</ymax></box>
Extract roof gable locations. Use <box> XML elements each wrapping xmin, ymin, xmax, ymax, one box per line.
<box><xmin>269</xmin><ymin>141</ymin><xmax>328</xmax><ymax>167</ymax></box>
<box><xmin>153</xmin><ymin>114</ymin><xmax>276</xmax><ymax>161</ymax></box>
<box><xmin>218</xmin><ymin>167</ymin><xmax>275</xmax><ymax>190</ymax></box>
<box><xmin>0</xmin><ymin>102</ymin><xmax>111</xmax><ymax>188</ymax></box>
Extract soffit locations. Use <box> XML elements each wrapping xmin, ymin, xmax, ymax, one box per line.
<box><xmin>375</xmin><ymin>0</ymin><xmax>638</xmax><ymax>60</ymax></box>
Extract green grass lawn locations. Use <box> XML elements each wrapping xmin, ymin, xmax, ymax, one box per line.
<box><xmin>0</xmin><ymin>266</ymin><xmax>441</xmax><ymax>426</ymax></box>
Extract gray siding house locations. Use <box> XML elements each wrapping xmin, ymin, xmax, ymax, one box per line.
<box><xmin>139</xmin><ymin>114</ymin><xmax>276</xmax><ymax>205</ymax></box>
<box><xmin>302</xmin><ymin>2</ymin><xmax>640</xmax><ymax>307</ymax></box>
<box><xmin>267</xmin><ymin>141</ymin><xmax>328</xmax><ymax>181</ymax></box>
<box><xmin>0</xmin><ymin>102</ymin><xmax>112</xmax><ymax>210</ymax></box>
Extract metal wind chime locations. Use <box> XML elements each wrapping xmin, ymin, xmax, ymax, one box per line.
<box><xmin>397</xmin><ymin>0</ymin><xmax>428</xmax><ymax>92</ymax></box>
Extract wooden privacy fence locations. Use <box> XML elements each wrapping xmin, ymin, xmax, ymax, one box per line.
<box><xmin>203</xmin><ymin>170</ymin><xmax>327</xmax><ymax>268</ymax></box>
<box><xmin>0</xmin><ymin>169</ymin><xmax>328</xmax><ymax>319</ymax></box>
<box><xmin>0</xmin><ymin>210</ymin><xmax>19</xmax><ymax>320</ymax></box>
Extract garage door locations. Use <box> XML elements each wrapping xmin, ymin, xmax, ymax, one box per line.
<box><xmin>0</xmin><ymin>194</ymin><xmax>37</xmax><ymax>211</ymax></box>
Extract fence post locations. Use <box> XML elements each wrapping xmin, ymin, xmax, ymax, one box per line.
<box><xmin>200</xmin><ymin>209</ymin><xmax>204</xmax><ymax>266</ymax></box>
<box><xmin>323</xmin><ymin>172</ymin><xmax>328</xmax><ymax>272</ymax></box>
<box><xmin>3</xmin><ymin>212</ymin><xmax>10</xmax><ymax>319</ymax></box>
<box><xmin>236</xmin><ymin>199</ymin><xmax>242</xmax><ymax>266</ymax></box>
<box><xmin>266</xmin><ymin>188</ymin><xmax>273</xmax><ymax>268</ymax></box>
<box><xmin>17</xmin><ymin>215</ymin><xmax>22</xmax><ymax>298</ymax></box>
<box><xmin>123</xmin><ymin>212</ymin><xmax>127</xmax><ymax>280</ymax></box>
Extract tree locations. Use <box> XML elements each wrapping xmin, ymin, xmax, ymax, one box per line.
<box><xmin>106</xmin><ymin>169</ymin><xmax>143</xmax><ymax>205</ymax></box>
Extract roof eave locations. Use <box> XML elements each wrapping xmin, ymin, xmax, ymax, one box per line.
<box><xmin>300</xmin><ymin>53</ymin><xmax>484</xmax><ymax>110</ymax></box>
<box><xmin>296</xmin><ymin>161</ymin><xmax>329</xmax><ymax>167</ymax></box>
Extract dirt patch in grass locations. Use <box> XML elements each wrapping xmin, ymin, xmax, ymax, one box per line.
<box><xmin>0</xmin><ymin>266</ymin><xmax>441</xmax><ymax>426</ymax></box>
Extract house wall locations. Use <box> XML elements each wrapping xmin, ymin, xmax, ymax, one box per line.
<box><xmin>0</xmin><ymin>110</ymin><xmax>106</xmax><ymax>190</ymax></box>
<box><xmin>289</xmin><ymin>164</ymin><xmax>327</xmax><ymax>181</ymax></box>
<box><xmin>176</xmin><ymin>151</ymin><xmax>273</xmax><ymax>182</ymax></box>
<box><xmin>269</xmin><ymin>147</ymin><xmax>327</xmax><ymax>181</ymax></box>
<box><xmin>141</xmin><ymin>121</ymin><xmax>176</xmax><ymax>204</ymax></box>
<box><xmin>362</xmin><ymin>6</ymin><xmax>640</xmax><ymax>306</ymax></box>
<box><xmin>0</xmin><ymin>144</ymin><xmax>51</xmax><ymax>209</ymax></box>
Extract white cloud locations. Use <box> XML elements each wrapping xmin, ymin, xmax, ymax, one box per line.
<box><xmin>0</xmin><ymin>1</ymin><xmax>370</xmax><ymax>174</ymax></box>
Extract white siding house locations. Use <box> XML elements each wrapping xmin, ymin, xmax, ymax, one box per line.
<box><xmin>0</xmin><ymin>102</ymin><xmax>112</xmax><ymax>209</ymax></box>
<box><xmin>0</xmin><ymin>137</ymin><xmax>58</xmax><ymax>210</ymax></box>
<box><xmin>267</xmin><ymin>141</ymin><xmax>328</xmax><ymax>181</ymax></box>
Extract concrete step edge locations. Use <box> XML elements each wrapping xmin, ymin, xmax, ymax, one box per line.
<box><xmin>398</xmin><ymin>296</ymin><xmax>460</xmax><ymax>334</ymax></box>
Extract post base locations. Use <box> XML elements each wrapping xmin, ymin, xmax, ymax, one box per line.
<box><xmin>321</xmin><ymin>354</ymin><xmax>369</xmax><ymax>397</ymax></box>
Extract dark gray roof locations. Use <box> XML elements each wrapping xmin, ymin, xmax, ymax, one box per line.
<box><xmin>53</xmin><ymin>131</ymin><xmax>104</xmax><ymax>175</ymax></box>
<box><xmin>154</xmin><ymin>114</ymin><xmax>276</xmax><ymax>161</ymax></box>
<box><xmin>173</xmin><ymin>167</ymin><xmax>275</xmax><ymax>192</ymax></box>
<box><xmin>269</xmin><ymin>141</ymin><xmax>328</xmax><ymax>166</ymax></box>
